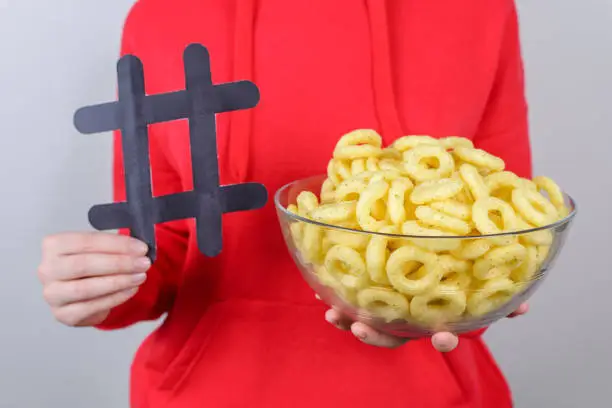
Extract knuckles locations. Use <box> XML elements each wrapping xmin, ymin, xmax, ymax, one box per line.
<box><xmin>41</xmin><ymin>284</ymin><xmax>56</xmax><ymax>305</ymax></box>
<box><xmin>65</xmin><ymin>254</ymin><xmax>89</xmax><ymax>278</ymax></box>
<box><xmin>52</xmin><ymin>306</ymin><xmax>82</xmax><ymax>327</ymax></box>
<box><xmin>41</xmin><ymin>234</ymin><xmax>63</xmax><ymax>255</ymax></box>
<box><xmin>36</xmin><ymin>262</ymin><xmax>54</xmax><ymax>284</ymax></box>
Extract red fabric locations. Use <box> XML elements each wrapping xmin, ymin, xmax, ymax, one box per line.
<box><xmin>96</xmin><ymin>0</ymin><xmax>532</xmax><ymax>407</ymax></box>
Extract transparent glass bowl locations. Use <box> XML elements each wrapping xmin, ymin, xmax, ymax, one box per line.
<box><xmin>275</xmin><ymin>175</ymin><xmax>577</xmax><ymax>338</ymax></box>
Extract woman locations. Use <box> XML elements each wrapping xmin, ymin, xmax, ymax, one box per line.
<box><xmin>38</xmin><ymin>0</ymin><xmax>532</xmax><ymax>407</ymax></box>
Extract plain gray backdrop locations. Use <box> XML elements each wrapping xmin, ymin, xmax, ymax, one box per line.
<box><xmin>0</xmin><ymin>0</ymin><xmax>610</xmax><ymax>407</ymax></box>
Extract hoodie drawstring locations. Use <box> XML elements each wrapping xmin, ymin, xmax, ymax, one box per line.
<box><xmin>365</xmin><ymin>0</ymin><xmax>404</xmax><ymax>143</ymax></box>
<box><xmin>228</xmin><ymin>0</ymin><xmax>257</xmax><ymax>182</ymax></box>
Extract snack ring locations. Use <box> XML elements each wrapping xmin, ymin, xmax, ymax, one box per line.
<box><xmin>410</xmin><ymin>284</ymin><xmax>467</xmax><ymax>324</ymax></box>
<box><xmin>392</xmin><ymin>135</ymin><xmax>441</xmax><ymax>152</ymax></box>
<box><xmin>438</xmin><ymin>254</ymin><xmax>472</xmax><ymax>289</ymax></box>
<box><xmin>333</xmin><ymin>129</ymin><xmax>383</xmax><ymax>160</ymax></box>
<box><xmin>485</xmin><ymin>171</ymin><xmax>522</xmax><ymax>201</ymax></box>
<box><xmin>467</xmin><ymin>277</ymin><xmax>517</xmax><ymax>317</ymax></box>
<box><xmin>356</xmin><ymin>179</ymin><xmax>389</xmax><ymax>232</ymax></box>
<box><xmin>320</xmin><ymin>178</ymin><xmax>336</xmax><ymax>203</ymax></box>
<box><xmin>439</xmin><ymin>136</ymin><xmax>474</xmax><ymax>150</ymax></box>
<box><xmin>512</xmin><ymin>187</ymin><xmax>559</xmax><ymax>227</ymax></box>
<box><xmin>430</xmin><ymin>200</ymin><xmax>471</xmax><ymax>221</ymax></box>
<box><xmin>385</xmin><ymin>245</ymin><xmax>442</xmax><ymax>296</ymax></box>
<box><xmin>459</xmin><ymin>163</ymin><xmax>490</xmax><ymax>201</ymax></box>
<box><xmin>357</xmin><ymin>287</ymin><xmax>410</xmax><ymax>322</ymax></box>
<box><xmin>327</xmin><ymin>159</ymin><xmax>352</xmax><ymax>185</ymax></box>
<box><xmin>324</xmin><ymin>245</ymin><xmax>369</xmax><ymax>290</ymax></box>
<box><xmin>387</xmin><ymin>178</ymin><xmax>414</xmax><ymax>225</ymax></box>
<box><xmin>472</xmin><ymin>196</ymin><xmax>520</xmax><ymax>246</ymax></box>
<box><xmin>401</xmin><ymin>221</ymin><xmax>462</xmax><ymax>252</ymax></box>
<box><xmin>453</xmin><ymin>147</ymin><xmax>505</xmax><ymax>172</ymax></box>
<box><xmin>415</xmin><ymin>205</ymin><xmax>472</xmax><ymax>235</ymax></box>
<box><xmin>403</xmin><ymin>145</ymin><xmax>455</xmax><ymax>182</ymax></box>
<box><xmin>472</xmin><ymin>243</ymin><xmax>527</xmax><ymax>280</ymax></box>
<box><xmin>365</xmin><ymin>225</ymin><xmax>397</xmax><ymax>285</ymax></box>
<box><xmin>410</xmin><ymin>178</ymin><xmax>464</xmax><ymax>205</ymax></box>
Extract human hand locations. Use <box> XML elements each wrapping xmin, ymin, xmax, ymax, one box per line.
<box><xmin>324</xmin><ymin>301</ymin><xmax>529</xmax><ymax>352</ymax></box>
<box><xmin>38</xmin><ymin>231</ymin><xmax>151</xmax><ymax>327</ymax></box>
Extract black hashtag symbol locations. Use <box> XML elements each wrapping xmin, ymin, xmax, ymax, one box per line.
<box><xmin>74</xmin><ymin>44</ymin><xmax>268</xmax><ymax>261</ymax></box>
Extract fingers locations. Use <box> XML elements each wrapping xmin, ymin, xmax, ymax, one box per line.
<box><xmin>508</xmin><ymin>303</ymin><xmax>529</xmax><ymax>318</ymax></box>
<box><xmin>321</xmin><ymin>298</ymin><xmax>467</xmax><ymax>352</ymax></box>
<box><xmin>52</xmin><ymin>287</ymin><xmax>139</xmax><ymax>327</ymax></box>
<box><xmin>325</xmin><ymin>308</ymin><xmax>352</xmax><ymax>331</ymax></box>
<box><xmin>43</xmin><ymin>273</ymin><xmax>147</xmax><ymax>307</ymax></box>
<box><xmin>39</xmin><ymin>253</ymin><xmax>151</xmax><ymax>282</ymax></box>
<box><xmin>38</xmin><ymin>231</ymin><xmax>151</xmax><ymax>328</ymax></box>
<box><xmin>318</xmin><ymin>295</ymin><xmax>352</xmax><ymax>330</ymax></box>
<box><xmin>324</xmin><ymin>308</ymin><xmax>460</xmax><ymax>351</ymax></box>
<box><xmin>42</xmin><ymin>231</ymin><xmax>148</xmax><ymax>257</ymax></box>
<box><xmin>431</xmin><ymin>332</ymin><xmax>459</xmax><ymax>352</ymax></box>
<box><xmin>350</xmin><ymin>322</ymin><xmax>409</xmax><ymax>349</ymax></box>
<box><xmin>348</xmin><ymin>323</ymin><xmax>458</xmax><ymax>351</ymax></box>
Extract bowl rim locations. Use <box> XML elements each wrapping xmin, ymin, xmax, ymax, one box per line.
<box><xmin>273</xmin><ymin>174</ymin><xmax>578</xmax><ymax>240</ymax></box>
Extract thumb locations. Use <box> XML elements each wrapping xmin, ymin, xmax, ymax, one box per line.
<box><xmin>431</xmin><ymin>332</ymin><xmax>459</xmax><ymax>352</ymax></box>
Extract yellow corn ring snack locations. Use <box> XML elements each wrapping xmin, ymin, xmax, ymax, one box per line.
<box><xmin>403</xmin><ymin>145</ymin><xmax>455</xmax><ymax>182</ymax></box>
<box><xmin>357</xmin><ymin>287</ymin><xmax>410</xmax><ymax>322</ymax></box>
<box><xmin>386</xmin><ymin>245</ymin><xmax>442</xmax><ymax>296</ymax></box>
<box><xmin>410</xmin><ymin>284</ymin><xmax>467</xmax><ymax>324</ymax></box>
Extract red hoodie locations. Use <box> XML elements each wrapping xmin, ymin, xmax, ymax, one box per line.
<box><xmin>96</xmin><ymin>1</ymin><xmax>532</xmax><ymax>407</ymax></box>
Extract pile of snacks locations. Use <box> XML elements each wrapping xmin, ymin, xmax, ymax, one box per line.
<box><xmin>287</xmin><ymin>130</ymin><xmax>569</xmax><ymax>324</ymax></box>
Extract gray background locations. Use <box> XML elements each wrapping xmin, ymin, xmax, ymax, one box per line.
<box><xmin>0</xmin><ymin>0</ymin><xmax>610</xmax><ymax>407</ymax></box>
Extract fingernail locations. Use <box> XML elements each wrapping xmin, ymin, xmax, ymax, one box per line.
<box><xmin>131</xmin><ymin>273</ymin><xmax>147</xmax><ymax>284</ymax></box>
<box><xmin>325</xmin><ymin>315</ymin><xmax>338</xmax><ymax>326</ymax></box>
<box><xmin>131</xmin><ymin>240</ymin><xmax>148</xmax><ymax>254</ymax></box>
<box><xmin>123</xmin><ymin>287</ymin><xmax>139</xmax><ymax>296</ymax></box>
<box><xmin>134</xmin><ymin>257</ymin><xmax>151</xmax><ymax>272</ymax></box>
<box><xmin>354</xmin><ymin>329</ymin><xmax>367</xmax><ymax>340</ymax></box>
<box><xmin>432</xmin><ymin>334</ymin><xmax>459</xmax><ymax>352</ymax></box>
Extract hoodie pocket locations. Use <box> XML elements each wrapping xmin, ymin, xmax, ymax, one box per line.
<box><xmin>153</xmin><ymin>299</ymin><xmax>475</xmax><ymax>408</ymax></box>
<box><xmin>158</xmin><ymin>303</ymin><xmax>224</xmax><ymax>392</ymax></box>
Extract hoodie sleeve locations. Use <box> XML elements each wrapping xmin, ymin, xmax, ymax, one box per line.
<box><xmin>473</xmin><ymin>1</ymin><xmax>532</xmax><ymax>179</ymax></box>
<box><xmin>95</xmin><ymin>4</ymin><xmax>189</xmax><ymax>330</ymax></box>
<box><xmin>459</xmin><ymin>2</ymin><xmax>532</xmax><ymax>340</ymax></box>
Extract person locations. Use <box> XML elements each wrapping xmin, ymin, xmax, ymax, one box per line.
<box><xmin>37</xmin><ymin>0</ymin><xmax>533</xmax><ymax>407</ymax></box>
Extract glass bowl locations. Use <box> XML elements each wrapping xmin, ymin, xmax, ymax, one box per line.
<box><xmin>274</xmin><ymin>175</ymin><xmax>577</xmax><ymax>338</ymax></box>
